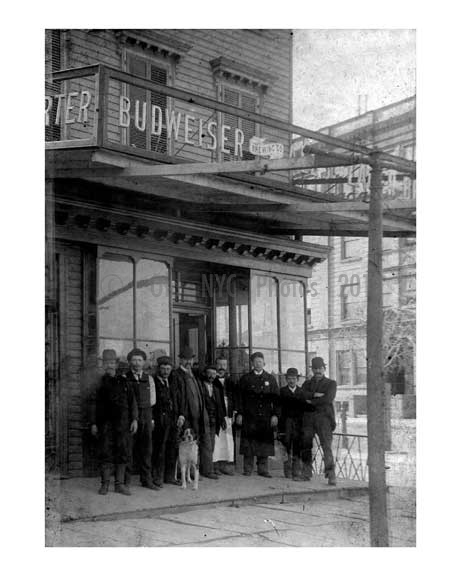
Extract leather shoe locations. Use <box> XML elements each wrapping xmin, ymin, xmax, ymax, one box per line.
<box><xmin>115</xmin><ymin>484</ymin><xmax>131</xmax><ymax>496</ymax></box>
<box><xmin>142</xmin><ymin>481</ymin><xmax>160</xmax><ymax>490</ymax></box>
<box><xmin>164</xmin><ymin>479</ymin><xmax>181</xmax><ymax>486</ymax></box>
<box><xmin>202</xmin><ymin>473</ymin><xmax>219</xmax><ymax>480</ymax></box>
<box><xmin>257</xmin><ymin>471</ymin><xmax>272</xmax><ymax>478</ymax></box>
<box><xmin>98</xmin><ymin>483</ymin><xmax>109</xmax><ymax>495</ymax></box>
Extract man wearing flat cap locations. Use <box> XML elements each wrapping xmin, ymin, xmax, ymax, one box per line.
<box><xmin>301</xmin><ymin>357</ymin><xmax>337</xmax><ymax>485</ymax></box>
<box><xmin>279</xmin><ymin>367</ymin><xmax>315</xmax><ymax>480</ymax></box>
<box><xmin>172</xmin><ymin>346</ymin><xmax>216</xmax><ymax>479</ymax></box>
<box><xmin>235</xmin><ymin>351</ymin><xmax>280</xmax><ymax>477</ymax></box>
<box><xmin>91</xmin><ymin>349</ymin><xmax>138</xmax><ymax>496</ymax></box>
<box><xmin>151</xmin><ymin>356</ymin><xmax>180</xmax><ymax>487</ymax></box>
<box><xmin>125</xmin><ymin>348</ymin><xmax>158</xmax><ymax>490</ymax></box>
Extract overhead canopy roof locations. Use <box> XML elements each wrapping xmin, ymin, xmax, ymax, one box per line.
<box><xmin>46</xmin><ymin>64</ymin><xmax>416</xmax><ymax>238</ymax></box>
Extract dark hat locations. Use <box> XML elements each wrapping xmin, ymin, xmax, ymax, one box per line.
<box><xmin>286</xmin><ymin>367</ymin><xmax>299</xmax><ymax>377</ymax></box>
<box><xmin>311</xmin><ymin>356</ymin><xmax>326</xmax><ymax>369</ymax></box>
<box><xmin>127</xmin><ymin>348</ymin><xmax>147</xmax><ymax>362</ymax></box>
<box><xmin>157</xmin><ymin>355</ymin><xmax>173</xmax><ymax>367</ymax></box>
<box><xmin>179</xmin><ymin>346</ymin><xmax>195</xmax><ymax>359</ymax></box>
<box><xmin>204</xmin><ymin>364</ymin><xmax>217</xmax><ymax>371</ymax></box>
<box><xmin>102</xmin><ymin>349</ymin><xmax>117</xmax><ymax>361</ymax></box>
<box><xmin>250</xmin><ymin>351</ymin><xmax>265</xmax><ymax>362</ymax></box>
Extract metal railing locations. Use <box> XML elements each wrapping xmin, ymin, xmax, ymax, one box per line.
<box><xmin>312</xmin><ymin>433</ymin><xmax>368</xmax><ymax>481</ymax></box>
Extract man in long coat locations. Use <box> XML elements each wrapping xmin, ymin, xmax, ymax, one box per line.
<box><xmin>301</xmin><ymin>356</ymin><xmax>337</xmax><ymax>485</ymax></box>
<box><xmin>151</xmin><ymin>356</ymin><xmax>180</xmax><ymax>487</ymax></box>
<box><xmin>236</xmin><ymin>351</ymin><xmax>280</xmax><ymax>477</ymax></box>
<box><xmin>91</xmin><ymin>349</ymin><xmax>138</xmax><ymax>496</ymax></box>
<box><xmin>172</xmin><ymin>346</ymin><xmax>216</xmax><ymax>479</ymax></box>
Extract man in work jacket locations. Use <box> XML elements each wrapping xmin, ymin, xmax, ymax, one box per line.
<box><xmin>91</xmin><ymin>349</ymin><xmax>138</xmax><ymax>496</ymax></box>
<box><xmin>301</xmin><ymin>356</ymin><xmax>337</xmax><ymax>485</ymax></box>
<box><xmin>125</xmin><ymin>348</ymin><xmax>158</xmax><ymax>490</ymax></box>
<box><xmin>172</xmin><ymin>346</ymin><xmax>216</xmax><ymax>479</ymax></box>
<box><xmin>236</xmin><ymin>351</ymin><xmax>280</xmax><ymax>478</ymax></box>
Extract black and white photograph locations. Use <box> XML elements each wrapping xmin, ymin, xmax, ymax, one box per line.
<box><xmin>42</xmin><ymin>26</ymin><xmax>419</xmax><ymax>548</ymax></box>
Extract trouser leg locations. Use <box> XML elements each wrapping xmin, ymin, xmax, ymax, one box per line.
<box><xmin>315</xmin><ymin>416</ymin><xmax>335</xmax><ymax>476</ymax></box>
<box><xmin>138</xmin><ymin>411</ymin><xmax>153</xmax><ymax>485</ymax></box>
<box><xmin>152</xmin><ymin>423</ymin><xmax>167</xmax><ymax>486</ymax></box>
<box><xmin>164</xmin><ymin>423</ymin><xmax>178</xmax><ymax>482</ymax></box>
<box><xmin>199</xmin><ymin>422</ymin><xmax>213</xmax><ymax>476</ymax></box>
<box><xmin>257</xmin><ymin>456</ymin><xmax>269</xmax><ymax>474</ymax></box>
<box><xmin>243</xmin><ymin>454</ymin><xmax>254</xmax><ymax>474</ymax></box>
<box><xmin>301</xmin><ymin>416</ymin><xmax>315</xmax><ymax>479</ymax></box>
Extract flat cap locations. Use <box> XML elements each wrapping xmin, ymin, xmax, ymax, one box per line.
<box><xmin>157</xmin><ymin>355</ymin><xmax>173</xmax><ymax>367</ymax></box>
<box><xmin>311</xmin><ymin>356</ymin><xmax>326</xmax><ymax>369</ymax></box>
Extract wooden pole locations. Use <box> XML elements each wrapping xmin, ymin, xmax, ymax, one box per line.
<box><xmin>366</xmin><ymin>152</ymin><xmax>389</xmax><ymax>546</ymax></box>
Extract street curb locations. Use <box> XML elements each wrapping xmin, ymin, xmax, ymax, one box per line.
<box><xmin>62</xmin><ymin>485</ymin><xmax>369</xmax><ymax>524</ymax></box>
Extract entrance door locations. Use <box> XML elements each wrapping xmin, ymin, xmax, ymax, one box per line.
<box><xmin>173</xmin><ymin>311</ymin><xmax>211</xmax><ymax>369</ymax></box>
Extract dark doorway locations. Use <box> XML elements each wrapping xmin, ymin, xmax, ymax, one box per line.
<box><xmin>173</xmin><ymin>311</ymin><xmax>212</xmax><ymax>370</ymax></box>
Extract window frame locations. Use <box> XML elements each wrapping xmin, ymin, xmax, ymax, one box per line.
<box><xmin>96</xmin><ymin>246</ymin><xmax>173</xmax><ymax>359</ymax></box>
<box><xmin>340</xmin><ymin>281</ymin><xmax>361</xmax><ymax>321</ymax></box>
<box><xmin>216</xmin><ymin>80</ymin><xmax>263</xmax><ymax>161</ymax></box>
<box><xmin>121</xmin><ymin>46</ymin><xmax>175</xmax><ymax>154</ymax></box>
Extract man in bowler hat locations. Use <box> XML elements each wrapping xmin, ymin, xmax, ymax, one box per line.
<box><xmin>91</xmin><ymin>349</ymin><xmax>138</xmax><ymax>495</ymax></box>
<box><xmin>125</xmin><ymin>348</ymin><xmax>158</xmax><ymax>490</ymax></box>
<box><xmin>236</xmin><ymin>351</ymin><xmax>280</xmax><ymax>477</ymax></box>
<box><xmin>151</xmin><ymin>356</ymin><xmax>180</xmax><ymax>487</ymax></box>
<box><xmin>301</xmin><ymin>357</ymin><xmax>337</xmax><ymax>485</ymax></box>
<box><xmin>172</xmin><ymin>346</ymin><xmax>216</xmax><ymax>479</ymax></box>
<box><xmin>279</xmin><ymin>367</ymin><xmax>315</xmax><ymax>480</ymax></box>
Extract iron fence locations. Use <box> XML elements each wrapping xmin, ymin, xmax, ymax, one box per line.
<box><xmin>312</xmin><ymin>433</ymin><xmax>368</xmax><ymax>481</ymax></box>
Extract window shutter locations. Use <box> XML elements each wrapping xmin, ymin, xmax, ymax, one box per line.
<box><xmin>45</xmin><ymin>30</ymin><xmax>62</xmax><ymax>142</ymax></box>
<box><xmin>241</xmin><ymin>94</ymin><xmax>256</xmax><ymax>160</ymax></box>
<box><xmin>150</xmin><ymin>65</ymin><xmax>168</xmax><ymax>154</ymax></box>
<box><xmin>128</xmin><ymin>57</ymin><xmax>148</xmax><ymax>149</ymax></box>
<box><xmin>223</xmin><ymin>88</ymin><xmax>240</xmax><ymax>160</ymax></box>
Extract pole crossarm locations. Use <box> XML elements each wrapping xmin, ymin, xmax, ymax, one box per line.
<box><xmin>51</xmin><ymin>64</ymin><xmax>416</xmax><ymax>175</ymax></box>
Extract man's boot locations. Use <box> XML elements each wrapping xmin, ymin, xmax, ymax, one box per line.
<box><xmin>283</xmin><ymin>457</ymin><xmax>292</xmax><ymax>479</ymax></box>
<box><xmin>257</xmin><ymin>457</ymin><xmax>271</xmax><ymax>478</ymax></box>
<box><xmin>292</xmin><ymin>457</ymin><xmax>302</xmax><ymax>481</ymax></box>
<box><xmin>327</xmin><ymin>469</ymin><xmax>337</xmax><ymax>486</ymax></box>
<box><xmin>115</xmin><ymin>464</ymin><xmax>131</xmax><ymax>495</ymax></box>
<box><xmin>302</xmin><ymin>461</ymin><xmax>313</xmax><ymax>481</ymax></box>
<box><xmin>98</xmin><ymin>466</ymin><xmax>111</xmax><ymax>495</ymax></box>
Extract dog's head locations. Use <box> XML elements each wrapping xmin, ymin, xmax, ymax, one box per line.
<box><xmin>181</xmin><ymin>428</ymin><xmax>196</xmax><ymax>443</ymax></box>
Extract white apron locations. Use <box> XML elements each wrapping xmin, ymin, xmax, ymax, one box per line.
<box><xmin>213</xmin><ymin>416</ymin><xmax>234</xmax><ymax>462</ymax></box>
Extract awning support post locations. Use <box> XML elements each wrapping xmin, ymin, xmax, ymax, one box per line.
<box><xmin>366</xmin><ymin>151</ymin><xmax>389</xmax><ymax>547</ymax></box>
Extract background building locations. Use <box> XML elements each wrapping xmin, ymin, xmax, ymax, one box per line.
<box><xmin>294</xmin><ymin>96</ymin><xmax>416</xmax><ymax>417</ymax></box>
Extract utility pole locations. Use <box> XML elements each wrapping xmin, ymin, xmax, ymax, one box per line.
<box><xmin>366</xmin><ymin>151</ymin><xmax>389</xmax><ymax>546</ymax></box>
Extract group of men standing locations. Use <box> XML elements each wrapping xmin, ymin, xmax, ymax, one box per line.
<box><xmin>91</xmin><ymin>347</ymin><xmax>337</xmax><ymax>496</ymax></box>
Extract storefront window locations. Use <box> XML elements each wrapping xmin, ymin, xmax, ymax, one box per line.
<box><xmin>97</xmin><ymin>254</ymin><xmax>170</xmax><ymax>367</ymax></box>
<box><xmin>251</xmin><ymin>275</ymin><xmax>278</xmax><ymax>348</ymax></box>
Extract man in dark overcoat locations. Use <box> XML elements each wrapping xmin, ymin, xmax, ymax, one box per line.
<box><xmin>301</xmin><ymin>356</ymin><xmax>337</xmax><ymax>485</ymax></box>
<box><xmin>236</xmin><ymin>351</ymin><xmax>280</xmax><ymax>477</ymax></box>
<box><xmin>172</xmin><ymin>346</ymin><xmax>216</xmax><ymax>479</ymax></box>
<box><xmin>91</xmin><ymin>349</ymin><xmax>138</xmax><ymax>496</ymax></box>
<box><xmin>151</xmin><ymin>356</ymin><xmax>180</xmax><ymax>487</ymax></box>
<box><xmin>279</xmin><ymin>367</ymin><xmax>315</xmax><ymax>480</ymax></box>
<box><xmin>125</xmin><ymin>348</ymin><xmax>158</xmax><ymax>490</ymax></box>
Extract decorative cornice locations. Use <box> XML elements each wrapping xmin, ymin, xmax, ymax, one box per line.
<box><xmin>54</xmin><ymin>198</ymin><xmax>328</xmax><ymax>269</ymax></box>
<box><xmin>115</xmin><ymin>30</ymin><xmax>192</xmax><ymax>61</ymax></box>
<box><xmin>210</xmin><ymin>56</ymin><xmax>278</xmax><ymax>92</ymax></box>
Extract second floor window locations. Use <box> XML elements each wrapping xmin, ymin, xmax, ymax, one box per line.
<box><xmin>340</xmin><ymin>282</ymin><xmax>361</xmax><ymax>321</ymax></box>
<box><xmin>220</xmin><ymin>86</ymin><xmax>258</xmax><ymax>160</ymax></box>
<box><xmin>126</xmin><ymin>52</ymin><xmax>169</xmax><ymax>154</ymax></box>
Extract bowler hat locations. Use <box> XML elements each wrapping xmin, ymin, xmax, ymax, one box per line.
<box><xmin>179</xmin><ymin>346</ymin><xmax>195</xmax><ymax>359</ymax></box>
<box><xmin>127</xmin><ymin>348</ymin><xmax>147</xmax><ymax>362</ymax></box>
<box><xmin>157</xmin><ymin>355</ymin><xmax>173</xmax><ymax>367</ymax></box>
<box><xmin>311</xmin><ymin>356</ymin><xmax>326</xmax><ymax>369</ymax></box>
<box><xmin>102</xmin><ymin>349</ymin><xmax>117</xmax><ymax>361</ymax></box>
<box><xmin>204</xmin><ymin>364</ymin><xmax>217</xmax><ymax>371</ymax></box>
<box><xmin>250</xmin><ymin>351</ymin><xmax>264</xmax><ymax>362</ymax></box>
<box><xmin>286</xmin><ymin>367</ymin><xmax>299</xmax><ymax>377</ymax></box>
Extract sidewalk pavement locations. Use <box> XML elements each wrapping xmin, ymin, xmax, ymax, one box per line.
<box><xmin>46</xmin><ymin>469</ymin><xmax>368</xmax><ymax>524</ymax></box>
<box><xmin>45</xmin><ymin>472</ymin><xmax>415</xmax><ymax>546</ymax></box>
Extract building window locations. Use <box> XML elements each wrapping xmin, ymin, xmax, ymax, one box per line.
<box><xmin>340</xmin><ymin>237</ymin><xmax>359</xmax><ymax>259</ymax></box>
<box><xmin>336</xmin><ymin>349</ymin><xmax>366</xmax><ymax>386</ymax></box>
<box><xmin>125</xmin><ymin>50</ymin><xmax>169</xmax><ymax>153</ymax></box>
<box><xmin>251</xmin><ymin>274</ymin><xmax>307</xmax><ymax>378</ymax></box>
<box><xmin>97</xmin><ymin>254</ymin><xmax>170</xmax><ymax>366</ymax></box>
<box><xmin>340</xmin><ymin>282</ymin><xmax>360</xmax><ymax>321</ymax></box>
<box><xmin>45</xmin><ymin>29</ymin><xmax>62</xmax><ymax>142</ymax></box>
<box><xmin>220</xmin><ymin>85</ymin><xmax>259</xmax><ymax>160</ymax></box>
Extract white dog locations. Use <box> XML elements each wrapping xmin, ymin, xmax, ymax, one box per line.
<box><xmin>178</xmin><ymin>428</ymin><xmax>199</xmax><ymax>490</ymax></box>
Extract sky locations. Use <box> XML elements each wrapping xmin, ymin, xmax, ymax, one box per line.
<box><xmin>292</xmin><ymin>29</ymin><xmax>416</xmax><ymax>130</ymax></box>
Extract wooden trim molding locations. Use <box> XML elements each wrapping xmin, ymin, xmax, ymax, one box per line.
<box><xmin>210</xmin><ymin>56</ymin><xmax>278</xmax><ymax>92</ymax></box>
